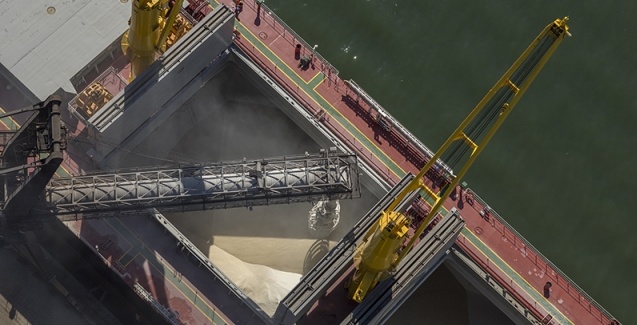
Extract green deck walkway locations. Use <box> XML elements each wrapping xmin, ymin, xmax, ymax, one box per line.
<box><xmin>235</xmin><ymin>11</ymin><xmax>574</xmax><ymax>325</ymax></box>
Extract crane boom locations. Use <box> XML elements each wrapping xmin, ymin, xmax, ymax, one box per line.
<box><xmin>347</xmin><ymin>17</ymin><xmax>571</xmax><ymax>303</ymax></box>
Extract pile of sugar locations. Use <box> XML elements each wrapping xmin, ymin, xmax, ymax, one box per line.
<box><xmin>209</xmin><ymin>245</ymin><xmax>301</xmax><ymax>316</ymax></box>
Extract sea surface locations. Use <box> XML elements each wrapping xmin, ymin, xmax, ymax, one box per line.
<box><xmin>270</xmin><ymin>1</ymin><xmax>635</xmax><ymax>323</ymax></box>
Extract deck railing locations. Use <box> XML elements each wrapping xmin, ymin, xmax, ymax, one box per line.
<box><xmin>234</xmin><ymin>0</ymin><xmax>454</xmax><ymax>186</ymax></box>
<box><xmin>234</xmin><ymin>41</ymin><xmax>398</xmax><ymax>185</ymax></box>
<box><xmin>0</xmin><ymin>105</ymin><xmax>20</xmax><ymax>131</ymax></box>
<box><xmin>469</xmin><ymin>191</ymin><xmax>615</xmax><ymax>324</ymax></box>
<box><xmin>148</xmin><ymin>210</ymin><xmax>270</xmax><ymax>324</ymax></box>
<box><xmin>230</xmin><ymin>3</ymin><xmax>619</xmax><ymax>324</ymax></box>
<box><xmin>345</xmin><ymin>79</ymin><xmax>447</xmax><ymax>171</ymax></box>
<box><xmin>454</xmin><ymin>241</ymin><xmax>555</xmax><ymax>324</ymax></box>
<box><xmin>241</xmin><ymin>0</ymin><xmax>340</xmax><ymax>84</ymax></box>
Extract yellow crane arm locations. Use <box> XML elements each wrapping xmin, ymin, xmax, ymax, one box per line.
<box><xmin>348</xmin><ymin>17</ymin><xmax>571</xmax><ymax>303</ymax></box>
<box><xmin>121</xmin><ymin>0</ymin><xmax>184</xmax><ymax>81</ymax></box>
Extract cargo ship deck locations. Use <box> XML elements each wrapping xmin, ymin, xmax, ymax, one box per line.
<box><xmin>223</xmin><ymin>1</ymin><xmax>616</xmax><ymax>324</ymax></box>
<box><xmin>0</xmin><ymin>0</ymin><xmax>620</xmax><ymax>324</ymax></box>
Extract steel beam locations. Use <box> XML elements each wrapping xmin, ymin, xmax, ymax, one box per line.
<box><xmin>39</xmin><ymin>151</ymin><xmax>359</xmax><ymax>220</ymax></box>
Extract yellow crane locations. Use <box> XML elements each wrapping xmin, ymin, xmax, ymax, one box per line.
<box><xmin>121</xmin><ymin>0</ymin><xmax>185</xmax><ymax>81</ymax></box>
<box><xmin>347</xmin><ymin>17</ymin><xmax>571</xmax><ymax>303</ymax></box>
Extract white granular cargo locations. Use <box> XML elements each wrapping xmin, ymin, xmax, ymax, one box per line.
<box><xmin>208</xmin><ymin>245</ymin><xmax>301</xmax><ymax>316</ymax></box>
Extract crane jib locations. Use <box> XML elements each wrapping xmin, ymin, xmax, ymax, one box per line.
<box><xmin>347</xmin><ymin>17</ymin><xmax>571</xmax><ymax>303</ymax></box>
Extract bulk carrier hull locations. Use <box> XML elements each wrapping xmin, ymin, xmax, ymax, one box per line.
<box><xmin>0</xmin><ymin>0</ymin><xmax>620</xmax><ymax>324</ymax></box>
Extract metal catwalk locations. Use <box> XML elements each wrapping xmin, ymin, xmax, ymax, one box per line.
<box><xmin>43</xmin><ymin>150</ymin><xmax>360</xmax><ymax>220</ymax></box>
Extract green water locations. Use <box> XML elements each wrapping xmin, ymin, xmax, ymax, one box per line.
<box><xmin>270</xmin><ymin>1</ymin><xmax>636</xmax><ymax>323</ymax></box>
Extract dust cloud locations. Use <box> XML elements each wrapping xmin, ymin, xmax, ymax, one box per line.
<box><xmin>119</xmin><ymin>63</ymin><xmax>378</xmax><ymax>312</ymax></box>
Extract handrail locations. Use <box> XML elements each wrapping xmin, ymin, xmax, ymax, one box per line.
<box><xmin>454</xmin><ymin>242</ymin><xmax>549</xmax><ymax>323</ymax></box>
<box><xmin>234</xmin><ymin>40</ymin><xmax>397</xmax><ymax>184</ymax></box>
<box><xmin>231</xmin><ymin>8</ymin><xmax>618</xmax><ymax>324</ymax></box>
<box><xmin>345</xmin><ymin>79</ymin><xmax>447</xmax><ymax>172</ymax></box>
<box><xmin>231</xmin><ymin>3</ymin><xmax>434</xmax><ymax>185</ymax></box>
<box><xmin>241</xmin><ymin>0</ymin><xmax>339</xmax><ymax>79</ymax></box>
<box><xmin>238</xmin><ymin>1</ymin><xmax>445</xmax><ymax>180</ymax></box>
<box><xmin>469</xmin><ymin>190</ymin><xmax>615</xmax><ymax>323</ymax></box>
<box><xmin>149</xmin><ymin>209</ymin><xmax>268</xmax><ymax>324</ymax></box>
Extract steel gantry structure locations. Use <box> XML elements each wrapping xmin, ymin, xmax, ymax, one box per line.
<box><xmin>41</xmin><ymin>150</ymin><xmax>360</xmax><ymax>221</ymax></box>
<box><xmin>1</xmin><ymin>149</ymin><xmax>360</xmax><ymax>223</ymax></box>
<box><xmin>0</xmin><ymin>96</ymin><xmax>359</xmax><ymax>235</ymax></box>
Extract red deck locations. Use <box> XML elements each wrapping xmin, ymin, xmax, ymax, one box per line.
<box><xmin>226</xmin><ymin>1</ymin><xmax>615</xmax><ymax>324</ymax></box>
<box><xmin>0</xmin><ymin>1</ymin><xmax>618</xmax><ymax>324</ymax></box>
